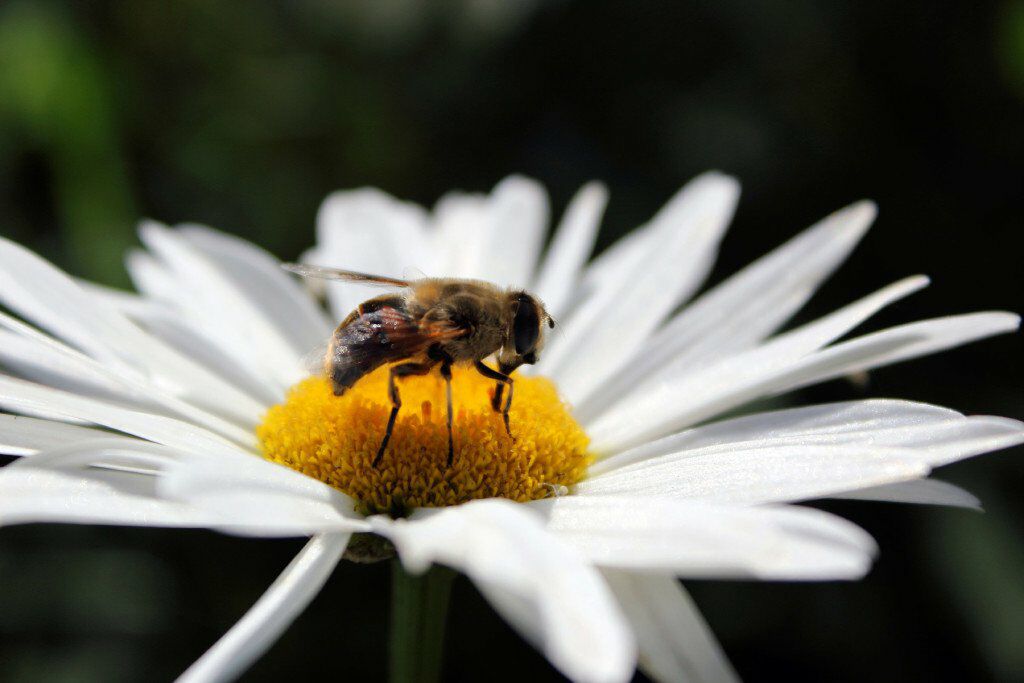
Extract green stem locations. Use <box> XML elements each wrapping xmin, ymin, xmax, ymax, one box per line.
<box><xmin>389</xmin><ymin>560</ymin><xmax>455</xmax><ymax>683</ymax></box>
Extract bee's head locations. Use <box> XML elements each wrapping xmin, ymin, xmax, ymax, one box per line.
<box><xmin>499</xmin><ymin>291</ymin><xmax>554</xmax><ymax>375</ymax></box>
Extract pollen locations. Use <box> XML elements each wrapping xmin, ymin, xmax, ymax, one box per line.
<box><xmin>257</xmin><ymin>367</ymin><xmax>591</xmax><ymax>516</ymax></box>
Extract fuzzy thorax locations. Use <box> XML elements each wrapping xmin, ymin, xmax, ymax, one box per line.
<box><xmin>257</xmin><ymin>367</ymin><xmax>591</xmax><ymax>516</ymax></box>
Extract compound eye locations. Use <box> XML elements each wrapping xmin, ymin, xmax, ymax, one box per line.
<box><xmin>513</xmin><ymin>295</ymin><xmax>540</xmax><ymax>354</ymax></box>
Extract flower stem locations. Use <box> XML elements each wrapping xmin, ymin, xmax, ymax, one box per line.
<box><xmin>389</xmin><ymin>559</ymin><xmax>455</xmax><ymax>683</ymax></box>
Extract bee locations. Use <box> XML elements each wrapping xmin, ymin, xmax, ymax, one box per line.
<box><xmin>283</xmin><ymin>264</ymin><xmax>554</xmax><ymax>467</ymax></box>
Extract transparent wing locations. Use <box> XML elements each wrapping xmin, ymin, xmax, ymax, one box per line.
<box><xmin>300</xmin><ymin>340</ymin><xmax>330</xmax><ymax>377</ymax></box>
<box><xmin>333</xmin><ymin>308</ymin><xmax>465</xmax><ymax>368</ymax></box>
<box><xmin>402</xmin><ymin>266</ymin><xmax>429</xmax><ymax>281</ymax></box>
<box><xmin>281</xmin><ymin>263</ymin><xmax>411</xmax><ymax>288</ymax></box>
<box><xmin>312</xmin><ymin>307</ymin><xmax>468</xmax><ymax>386</ymax></box>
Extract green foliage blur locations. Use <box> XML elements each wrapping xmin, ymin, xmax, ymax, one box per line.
<box><xmin>0</xmin><ymin>1</ymin><xmax>1021</xmax><ymax>681</ymax></box>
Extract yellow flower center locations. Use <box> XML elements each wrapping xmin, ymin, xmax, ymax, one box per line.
<box><xmin>257</xmin><ymin>366</ymin><xmax>591</xmax><ymax>516</ymax></box>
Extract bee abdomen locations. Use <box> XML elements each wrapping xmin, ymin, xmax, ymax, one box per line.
<box><xmin>328</xmin><ymin>351</ymin><xmax>377</xmax><ymax>395</ymax></box>
<box><xmin>326</xmin><ymin>307</ymin><xmax>404</xmax><ymax>396</ymax></box>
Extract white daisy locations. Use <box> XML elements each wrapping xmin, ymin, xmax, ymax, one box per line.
<box><xmin>0</xmin><ymin>172</ymin><xmax>1020</xmax><ymax>683</ymax></box>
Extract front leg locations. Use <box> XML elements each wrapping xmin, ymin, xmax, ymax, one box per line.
<box><xmin>374</xmin><ymin>361</ymin><xmax>434</xmax><ymax>467</ymax></box>
<box><xmin>474</xmin><ymin>361</ymin><xmax>514</xmax><ymax>439</ymax></box>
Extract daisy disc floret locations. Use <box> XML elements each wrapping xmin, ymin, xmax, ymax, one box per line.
<box><xmin>258</xmin><ymin>369</ymin><xmax>590</xmax><ymax>515</ymax></box>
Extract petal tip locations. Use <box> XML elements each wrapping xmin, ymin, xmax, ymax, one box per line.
<box><xmin>137</xmin><ymin>219</ymin><xmax>169</xmax><ymax>239</ymax></box>
<box><xmin>984</xmin><ymin>311</ymin><xmax>1021</xmax><ymax>333</ymax></box>
<box><xmin>581</xmin><ymin>180</ymin><xmax>610</xmax><ymax>202</ymax></box>
<box><xmin>840</xmin><ymin>199</ymin><xmax>878</xmax><ymax>231</ymax></box>
<box><xmin>494</xmin><ymin>174</ymin><xmax>546</xmax><ymax>198</ymax></box>
<box><xmin>704</xmin><ymin>170</ymin><xmax>742</xmax><ymax>195</ymax></box>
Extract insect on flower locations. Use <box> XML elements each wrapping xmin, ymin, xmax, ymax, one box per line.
<box><xmin>283</xmin><ymin>264</ymin><xmax>555</xmax><ymax>467</ymax></box>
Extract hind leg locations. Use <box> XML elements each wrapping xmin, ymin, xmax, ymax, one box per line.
<box><xmin>374</xmin><ymin>361</ymin><xmax>434</xmax><ymax>467</ymax></box>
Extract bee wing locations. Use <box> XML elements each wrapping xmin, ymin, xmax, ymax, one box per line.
<box><xmin>320</xmin><ymin>306</ymin><xmax>469</xmax><ymax>391</ymax></box>
<box><xmin>402</xmin><ymin>266</ymin><xmax>429</xmax><ymax>281</ymax></box>
<box><xmin>281</xmin><ymin>263</ymin><xmax>411</xmax><ymax>288</ymax></box>
<box><xmin>300</xmin><ymin>340</ymin><xmax>331</xmax><ymax>377</ymax></box>
<box><xmin>376</xmin><ymin>307</ymin><xmax>468</xmax><ymax>353</ymax></box>
<box><xmin>342</xmin><ymin>307</ymin><xmax>466</xmax><ymax>364</ymax></box>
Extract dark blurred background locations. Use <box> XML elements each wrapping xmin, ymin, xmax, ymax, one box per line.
<box><xmin>0</xmin><ymin>1</ymin><xmax>1021</xmax><ymax>681</ymax></box>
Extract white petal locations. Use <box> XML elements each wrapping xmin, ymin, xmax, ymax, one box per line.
<box><xmin>0</xmin><ymin>466</ymin><xmax>214</xmax><ymax>528</ymax></box>
<box><xmin>601</xmin><ymin>571</ymin><xmax>739</xmax><ymax>683</ymax></box>
<box><xmin>180</xmin><ymin>225</ymin><xmax>333</xmax><ymax>354</ymax></box>
<box><xmin>476</xmin><ymin>175</ymin><xmax>550</xmax><ymax>286</ymax></box>
<box><xmin>0</xmin><ymin>414</ymin><xmax>135</xmax><ymax>456</ymax></box>
<box><xmin>5</xmin><ymin>437</ymin><xmax>368</xmax><ymax>539</ymax></box>
<box><xmin>540</xmin><ymin>214</ymin><xmax>656</xmax><ymax>343</ymax></box>
<box><xmin>123</xmin><ymin>251</ymin><xmax>284</xmax><ymax>404</ymax></box>
<box><xmin>588</xmin><ymin>288</ymin><xmax>1013</xmax><ymax>454</ymax></box>
<box><xmin>0</xmin><ymin>327</ymin><xmax>134</xmax><ymax>398</ymax></box>
<box><xmin>831</xmin><ymin>478</ymin><xmax>982</xmax><ymax>509</ymax></box>
<box><xmin>576</xmin><ymin>173</ymin><xmax>735</xmax><ymax>296</ymax></box>
<box><xmin>531</xmin><ymin>182</ymin><xmax>607</xmax><ymax>318</ymax></box>
<box><xmin>0</xmin><ymin>374</ymin><xmax>256</xmax><ymax>455</ymax></box>
<box><xmin>114</xmin><ymin>304</ymin><xmax>283</xmax><ymax>406</ymax></box>
<box><xmin>576</xmin><ymin>219</ymin><xmax>652</xmax><ymax>302</ymax></box>
<box><xmin>0</xmin><ymin>236</ymin><xmax>267</xmax><ymax>423</ymax></box>
<box><xmin>313</xmin><ymin>187</ymin><xmax>431</xmax><ymax>319</ymax></box>
<box><xmin>318</xmin><ymin>187</ymin><xmax>432</xmax><ymax>275</ymax></box>
<box><xmin>577</xmin><ymin>200</ymin><xmax>875</xmax><ymax>419</ymax></box>
<box><xmin>542</xmin><ymin>173</ymin><xmax>740</xmax><ymax>403</ymax></box>
<box><xmin>591</xmin><ymin>399</ymin><xmax>1024</xmax><ymax>475</ymax></box>
<box><xmin>588</xmin><ymin>274</ymin><xmax>927</xmax><ymax>437</ymax></box>
<box><xmin>0</xmin><ymin>236</ymin><xmax>135</xmax><ymax>368</ymax></box>
<box><xmin>177</xmin><ymin>533</ymin><xmax>349</xmax><ymax>683</ymax></box>
<box><xmin>137</xmin><ymin>222</ymin><xmax>306</xmax><ymax>389</ymax></box>
<box><xmin>125</xmin><ymin>247</ymin><xmax>178</xmax><ymax>304</ymax></box>
<box><xmin>77</xmin><ymin>278</ymin><xmax>150</xmax><ymax>313</ymax></box>
<box><xmin>157</xmin><ymin>456</ymin><xmax>368</xmax><ymax>537</ymax></box>
<box><xmin>429</xmin><ymin>176</ymin><xmax>550</xmax><ymax>286</ymax></box>
<box><xmin>532</xmin><ymin>496</ymin><xmax>876</xmax><ymax>580</ymax></box>
<box><xmin>0</xmin><ymin>310</ymin><xmax>264</xmax><ymax>443</ymax></box>
<box><xmin>5</xmin><ymin>437</ymin><xmax>184</xmax><ymax>503</ymax></box>
<box><xmin>576</xmin><ymin>443</ymin><xmax>928</xmax><ymax>505</ymax></box>
<box><xmin>766</xmin><ymin>312</ymin><xmax>1022</xmax><ymax>399</ymax></box>
<box><xmin>432</xmin><ymin>190</ymin><xmax>491</xmax><ymax>278</ymax></box>
<box><xmin>373</xmin><ymin>499</ymin><xmax>637</xmax><ymax>683</ymax></box>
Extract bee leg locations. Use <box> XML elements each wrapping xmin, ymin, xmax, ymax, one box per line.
<box><xmin>439</xmin><ymin>361</ymin><xmax>454</xmax><ymax>467</ymax></box>
<box><xmin>474</xmin><ymin>361</ymin><xmax>514</xmax><ymax>439</ymax></box>
<box><xmin>374</xmin><ymin>361</ymin><xmax>434</xmax><ymax>467</ymax></box>
<box><xmin>501</xmin><ymin>381</ymin><xmax>514</xmax><ymax>438</ymax></box>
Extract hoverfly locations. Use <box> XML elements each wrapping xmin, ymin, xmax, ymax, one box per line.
<box><xmin>283</xmin><ymin>264</ymin><xmax>554</xmax><ymax>467</ymax></box>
